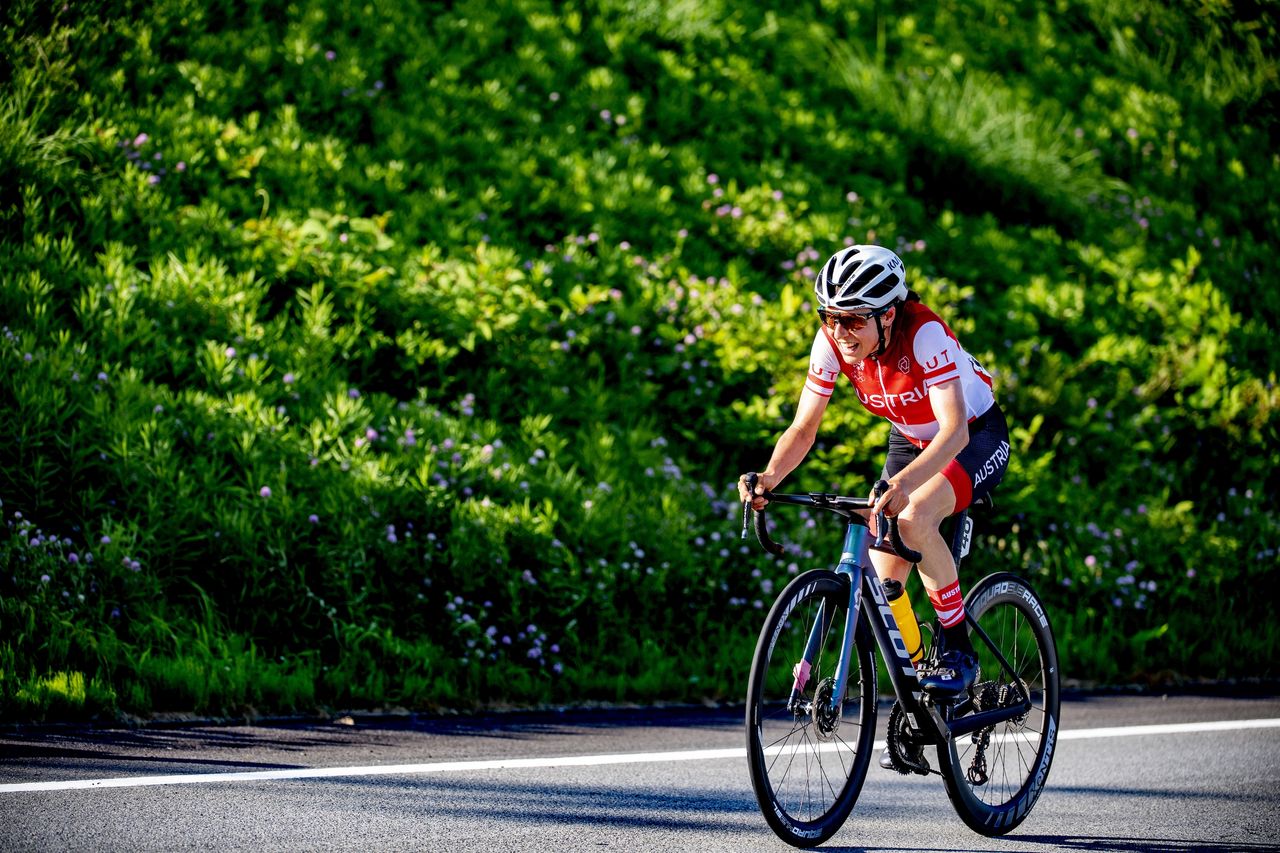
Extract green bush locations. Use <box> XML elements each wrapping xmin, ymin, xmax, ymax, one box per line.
<box><xmin>1</xmin><ymin>0</ymin><xmax>1276</xmax><ymax>721</ymax></box>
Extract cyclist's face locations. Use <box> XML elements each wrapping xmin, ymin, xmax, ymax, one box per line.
<box><xmin>829</xmin><ymin>307</ymin><xmax>894</xmax><ymax>362</ymax></box>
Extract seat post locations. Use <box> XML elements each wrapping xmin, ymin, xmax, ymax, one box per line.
<box><xmin>949</xmin><ymin>491</ymin><xmax>994</xmax><ymax>572</ymax></box>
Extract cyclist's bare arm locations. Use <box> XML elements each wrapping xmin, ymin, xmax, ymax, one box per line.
<box><xmin>872</xmin><ymin>378</ymin><xmax>970</xmax><ymax>517</ymax></box>
<box><xmin>738</xmin><ymin>387</ymin><xmax>830</xmax><ymax>509</ymax></box>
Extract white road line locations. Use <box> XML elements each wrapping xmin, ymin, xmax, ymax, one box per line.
<box><xmin>1055</xmin><ymin>718</ymin><xmax>1280</xmax><ymax>740</ymax></box>
<box><xmin>2</xmin><ymin>717</ymin><xmax>1277</xmax><ymax>793</ymax></box>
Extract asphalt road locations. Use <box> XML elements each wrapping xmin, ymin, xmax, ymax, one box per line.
<box><xmin>1</xmin><ymin>693</ymin><xmax>1278</xmax><ymax>852</ymax></box>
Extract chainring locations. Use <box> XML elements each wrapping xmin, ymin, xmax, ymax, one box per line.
<box><xmin>885</xmin><ymin>702</ymin><xmax>930</xmax><ymax>775</ymax></box>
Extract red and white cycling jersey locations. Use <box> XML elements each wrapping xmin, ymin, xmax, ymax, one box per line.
<box><xmin>804</xmin><ymin>301</ymin><xmax>995</xmax><ymax>448</ymax></box>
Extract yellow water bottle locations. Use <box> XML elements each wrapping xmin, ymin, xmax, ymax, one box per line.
<box><xmin>882</xmin><ymin>579</ymin><xmax>924</xmax><ymax>663</ymax></box>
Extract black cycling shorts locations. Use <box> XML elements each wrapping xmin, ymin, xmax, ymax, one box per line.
<box><xmin>879</xmin><ymin>403</ymin><xmax>1010</xmax><ymax>514</ymax></box>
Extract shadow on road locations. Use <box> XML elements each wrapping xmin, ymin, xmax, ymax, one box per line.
<box><xmin>1007</xmin><ymin>838</ymin><xmax>1278</xmax><ymax>852</ymax></box>
<box><xmin>325</xmin><ymin>774</ymin><xmax>760</xmax><ymax>833</ymax></box>
<box><xmin>386</xmin><ymin>705</ymin><xmax>746</xmax><ymax>741</ymax></box>
<box><xmin>814</xmin><ymin>836</ymin><xmax>1279</xmax><ymax>853</ymax></box>
<box><xmin>0</xmin><ymin>742</ymin><xmax>305</xmax><ymax>772</ymax></box>
<box><xmin>1051</xmin><ymin>784</ymin><xmax>1280</xmax><ymax>804</ymax></box>
<box><xmin>819</xmin><ymin>843</ymin><xmax>1277</xmax><ymax>853</ymax></box>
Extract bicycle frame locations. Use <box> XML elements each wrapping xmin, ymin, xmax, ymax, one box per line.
<box><xmin>797</xmin><ymin>518</ymin><xmax>1034</xmax><ymax>746</ymax></box>
<box><xmin>748</xmin><ymin>482</ymin><xmax>1060</xmax><ymax>843</ymax></box>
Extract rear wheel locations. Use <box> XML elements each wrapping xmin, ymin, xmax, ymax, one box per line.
<box><xmin>745</xmin><ymin>570</ymin><xmax>877</xmax><ymax>847</ymax></box>
<box><xmin>939</xmin><ymin>573</ymin><xmax>1060</xmax><ymax>835</ymax></box>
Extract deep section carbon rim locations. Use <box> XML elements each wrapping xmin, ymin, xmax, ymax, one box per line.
<box><xmin>942</xmin><ymin>574</ymin><xmax>1060</xmax><ymax>835</ymax></box>
<box><xmin>746</xmin><ymin>571</ymin><xmax>875</xmax><ymax>847</ymax></box>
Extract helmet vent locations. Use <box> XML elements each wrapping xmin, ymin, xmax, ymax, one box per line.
<box><xmin>849</xmin><ymin>263</ymin><xmax>884</xmax><ymax>289</ymax></box>
<box><xmin>822</xmin><ymin>256</ymin><xmax>842</xmax><ymax>282</ymax></box>
<box><xmin>857</xmin><ymin>274</ymin><xmax>902</xmax><ymax>302</ymax></box>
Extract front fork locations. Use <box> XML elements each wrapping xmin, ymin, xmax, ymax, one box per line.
<box><xmin>788</xmin><ymin>523</ymin><xmax>870</xmax><ymax>715</ymax></box>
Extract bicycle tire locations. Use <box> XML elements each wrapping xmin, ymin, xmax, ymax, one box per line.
<box><xmin>938</xmin><ymin>572</ymin><xmax>1060</xmax><ymax>836</ymax></box>
<box><xmin>745</xmin><ymin>570</ymin><xmax>877</xmax><ymax>847</ymax></box>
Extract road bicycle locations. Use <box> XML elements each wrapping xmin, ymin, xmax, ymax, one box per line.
<box><xmin>742</xmin><ymin>476</ymin><xmax>1059</xmax><ymax>847</ymax></box>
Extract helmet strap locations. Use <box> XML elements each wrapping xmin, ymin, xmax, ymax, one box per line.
<box><xmin>872</xmin><ymin>314</ymin><xmax>889</xmax><ymax>358</ymax></box>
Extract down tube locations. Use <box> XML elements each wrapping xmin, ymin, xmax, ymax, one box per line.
<box><xmin>831</xmin><ymin>523</ymin><xmax>869</xmax><ymax>706</ymax></box>
<box><xmin>862</xmin><ymin>566</ymin><xmax>923</xmax><ymax>697</ymax></box>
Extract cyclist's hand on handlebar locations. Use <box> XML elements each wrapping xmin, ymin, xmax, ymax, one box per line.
<box><xmin>738</xmin><ymin>472</ymin><xmax>778</xmax><ymax>511</ymax></box>
<box><xmin>871</xmin><ymin>479</ymin><xmax>910</xmax><ymax>519</ymax></box>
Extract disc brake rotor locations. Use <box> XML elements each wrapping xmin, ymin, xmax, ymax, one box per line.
<box><xmin>810</xmin><ymin>677</ymin><xmax>841</xmax><ymax>741</ymax></box>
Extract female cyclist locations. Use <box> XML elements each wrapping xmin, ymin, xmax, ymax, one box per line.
<box><xmin>738</xmin><ymin>244</ymin><xmax>1011</xmax><ymax>696</ymax></box>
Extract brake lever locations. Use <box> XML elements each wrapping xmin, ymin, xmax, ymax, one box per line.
<box><xmin>872</xmin><ymin>479</ymin><xmax>923</xmax><ymax>564</ymax></box>
<box><xmin>741</xmin><ymin>473</ymin><xmax>757</xmax><ymax>539</ymax></box>
<box><xmin>872</xmin><ymin>479</ymin><xmax>890</xmax><ymax>550</ymax></box>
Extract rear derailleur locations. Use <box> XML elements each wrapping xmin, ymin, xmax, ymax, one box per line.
<box><xmin>966</xmin><ymin>679</ymin><xmax>1022</xmax><ymax>786</ymax></box>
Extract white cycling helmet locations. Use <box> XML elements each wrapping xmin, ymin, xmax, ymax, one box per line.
<box><xmin>813</xmin><ymin>245</ymin><xmax>907</xmax><ymax>312</ymax></box>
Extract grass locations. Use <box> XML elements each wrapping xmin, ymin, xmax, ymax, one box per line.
<box><xmin>0</xmin><ymin>0</ymin><xmax>1276</xmax><ymax>722</ymax></box>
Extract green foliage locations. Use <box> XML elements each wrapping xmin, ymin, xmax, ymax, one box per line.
<box><xmin>1</xmin><ymin>0</ymin><xmax>1277</xmax><ymax>720</ymax></box>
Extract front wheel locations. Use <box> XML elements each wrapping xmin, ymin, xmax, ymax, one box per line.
<box><xmin>745</xmin><ymin>570</ymin><xmax>877</xmax><ymax>847</ymax></box>
<box><xmin>939</xmin><ymin>572</ymin><xmax>1061</xmax><ymax>835</ymax></box>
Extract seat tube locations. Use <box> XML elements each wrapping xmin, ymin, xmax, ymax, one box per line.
<box><xmin>829</xmin><ymin>522</ymin><xmax>870</xmax><ymax>712</ymax></box>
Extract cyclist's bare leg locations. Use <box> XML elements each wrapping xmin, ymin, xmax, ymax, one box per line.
<box><xmin>878</xmin><ymin>473</ymin><xmax>960</xmax><ymax>596</ymax></box>
<box><xmin>868</xmin><ymin>548</ymin><xmax>911</xmax><ymax>586</ymax></box>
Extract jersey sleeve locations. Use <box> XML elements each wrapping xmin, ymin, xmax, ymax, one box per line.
<box><xmin>912</xmin><ymin>320</ymin><xmax>962</xmax><ymax>391</ymax></box>
<box><xmin>805</xmin><ymin>328</ymin><xmax>841</xmax><ymax>398</ymax></box>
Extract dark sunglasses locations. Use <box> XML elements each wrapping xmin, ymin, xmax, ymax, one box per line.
<box><xmin>817</xmin><ymin>308</ymin><xmax>885</xmax><ymax>333</ymax></box>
